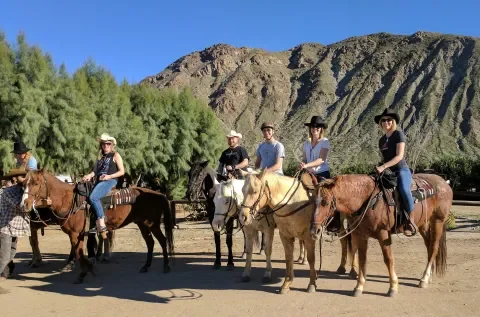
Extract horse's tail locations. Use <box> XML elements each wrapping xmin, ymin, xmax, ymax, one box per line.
<box><xmin>162</xmin><ymin>197</ymin><xmax>175</xmax><ymax>258</ymax></box>
<box><xmin>435</xmin><ymin>223</ymin><xmax>448</xmax><ymax>277</ymax></box>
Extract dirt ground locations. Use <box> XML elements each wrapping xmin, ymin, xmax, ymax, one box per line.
<box><xmin>1</xmin><ymin>205</ymin><xmax>479</xmax><ymax>317</ymax></box>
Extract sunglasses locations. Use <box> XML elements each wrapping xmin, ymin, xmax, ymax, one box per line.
<box><xmin>102</xmin><ymin>142</ymin><xmax>113</xmax><ymax>146</ymax></box>
<box><xmin>381</xmin><ymin>118</ymin><xmax>394</xmax><ymax>123</ymax></box>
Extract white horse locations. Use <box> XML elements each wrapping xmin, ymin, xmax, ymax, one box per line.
<box><xmin>212</xmin><ymin>178</ymin><xmax>276</xmax><ymax>282</ymax></box>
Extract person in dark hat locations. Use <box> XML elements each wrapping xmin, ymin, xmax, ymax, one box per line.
<box><xmin>255</xmin><ymin>122</ymin><xmax>285</xmax><ymax>175</ymax></box>
<box><xmin>299</xmin><ymin>116</ymin><xmax>340</xmax><ymax>232</ymax></box>
<box><xmin>11</xmin><ymin>140</ymin><xmax>37</xmax><ymax>172</ymax></box>
<box><xmin>374</xmin><ymin>108</ymin><xmax>417</xmax><ymax>237</ymax></box>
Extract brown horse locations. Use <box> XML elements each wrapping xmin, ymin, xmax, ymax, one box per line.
<box><xmin>240</xmin><ymin>170</ymin><xmax>357</xmax><ymax>294</ymax></box>
<box><xmin>310</xmin><ymin>173</ymin><xmax>452</xmax><ymax>297</ymax></box>
<box><xmin>21</xmin><ymin>169</ymin><xmax>175</xmax><ymax>283</ymax></box>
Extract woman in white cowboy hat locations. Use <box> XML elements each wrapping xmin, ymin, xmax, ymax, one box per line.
<box><xmin>217</xmin><ymin>130</ymin><xmax>249</xmax><ymax>180</ymax></box>
<box><xmin>82</xmin><ymin>133</ymin><xmax>125</xmax><ymax>237</ymax></box>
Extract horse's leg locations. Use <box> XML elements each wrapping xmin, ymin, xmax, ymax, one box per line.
<box><xmin>241</xmin><ymin>228</ymin><xmax>247</xmax><ymax>259</ymax></box>
<box><xmin>259</xmin><ymin>232</ymin><xmax>265</xmax><ymax>256</ymax></box>
<box><xmin>28</xmin><ymin>227</ymin><xmax>42</xmax><ymax>268</ymax></box>
<box><xmin>279</xmin><ymin>232</ymin><xmax>295</xmax><ymax>294</ymax></box>
<box><xmin>353</xmin><ymin>234</ymin><xmax>368</xmax><ymax>297</ymax></box>
<box><xmin>419</xmin><ymin>220</ymin><xmax>447</xmax><ymax>288</ymax></box>
<box><xmin>304</xmin><ymin>238</ymin><xmax>317</xmax><ymax>293</ymax></box>
<box><xmin>225</xmin><ymin>218</ymin><xmax>234</xmax><ymax>270</ymax></box>
<box><xmin>95</xmin><ymin>232</ymin><xmax>104</xmax><ymax>261</ymax></box>
<box><xmin>137</xmin><ymin>223</ymin><xmax>155</xmax><ymax>273</ymax></box>
<box><xmin>61</xmin><ymin>246</ymin><xmax>76</xmax><ymax>272</ymax></box>
<box><xmin>101</xmin><ymin>232</ymin><xmax>111</xmax><ymax>263</ymax></box>
<box><xmin>241</xmin><ymin>226</ymin><xmax>255</xmax><ymax>282</ymax></box>
<box><xmin>213</xmin><ymin>231</ymin><xmax>221</xmax><ymax>269</ymax></box>
<box><xmin>336</xmin><ymin>227</ymin><xmax>348</xmax><ymax>274</ymax></box>
<box><xmin>419</xmin><ymin>226</ymin><xmax>433</xmax><ymax>283</ymax></box>
<box><xmin>348</xmin><ymin>233</ymin><xmax>359</xmax><ymax>279</ymax></box>
<box><xmin>150</xmin><ymin>225</ymin><xmax>171</xmax><ymax>273</ymax></box>
<box><xmin>296</xmin><ymin>239</ymin><xmax>306</xmax><ymax>264</ymax></box>
<box><xmin>262</xmin><ymin>226</ymin><xmax>275</xmax><ymax>283</ymax></box>
<box><xmin>72</xmin><ymin>232</ymin><xmax>92</xmax><ymax>284</ymax></box>
<box><xmin>378</xmin><ymin>230</ymin><xmax>399</xmax><ymax>297</ymax></box>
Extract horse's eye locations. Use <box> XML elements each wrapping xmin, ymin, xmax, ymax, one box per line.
<box><xmin>321</xmin><ymin>200</ymin><xmax>328</xmax><ymax>207</ymax></box>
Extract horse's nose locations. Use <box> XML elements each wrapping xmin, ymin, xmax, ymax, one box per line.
<box><xmin>310</xmin><ymin>225</ymin><xmax>323</xmax><ymax>240</ymax></box>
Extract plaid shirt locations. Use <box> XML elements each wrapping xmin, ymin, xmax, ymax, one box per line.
<box><xmin>0</xmin><ymin>185</ymin><xmax>31</xmax><ymax>237</ymax></box>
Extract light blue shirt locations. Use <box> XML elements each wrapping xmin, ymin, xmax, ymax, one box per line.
<box><xmin>16</xmin><ymin>156</ymin><xmax>38</xmax><ymax>170</ymax></box>
<box><xmin>255</xmin><ymin>141</ymin><xmax>285</xmax><ymax>175</ymax></box>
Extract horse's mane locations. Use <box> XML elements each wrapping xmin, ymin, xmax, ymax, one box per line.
<box><xmin>204</xmin><ymin>165</ymin><xmax>220</xmax><ymax>186</ymax></box>
<box><xmin>319</xmin><ymin>174</ymin><xmax>376</xmax><ymax>199</ymax></box>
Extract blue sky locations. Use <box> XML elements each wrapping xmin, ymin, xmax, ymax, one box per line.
<box><xmin>1</xmin><ymin>0</ymin><xmax>479</xmax><ymax>84</ymax></box>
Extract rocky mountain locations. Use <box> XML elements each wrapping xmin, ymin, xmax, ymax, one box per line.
<box><xmin>142</xmin><ymin>32</ymin><xmax>480</xmax><ymax>171</ymax></box>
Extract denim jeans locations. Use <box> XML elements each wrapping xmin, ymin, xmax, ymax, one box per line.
<box><xmin>396</xmin><ymin>167</ymin><xmax>415</xmax><ymax>213</ymax></box>
<box><xmin>89</xmin><ymin>179</ymin><xmax>117</xmax><ymax>219</ymax></box>
<box><xmin>315</xmin><ymin>170</ymin><xmax>331</xmax><ymax>182</ymax></box>
<box><xmin>0</xmin><ymin>233</ymin><xmax>17</xmax><ymax>277</ymax></box>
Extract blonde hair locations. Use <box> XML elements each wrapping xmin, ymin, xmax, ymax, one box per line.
<box><xmin>308</xmin><ymin>127</ymin><xmax>325</xmax><ymax>140</ymax></box>
<box><xmin>378</xmin><ymin>118</ymin><xmax>397</xmax><ymax>132</ymax></box>
<box><xmin>18</xmin><ymin>151</ymin><xmax>32</xmax><ymax>170</ymax></box>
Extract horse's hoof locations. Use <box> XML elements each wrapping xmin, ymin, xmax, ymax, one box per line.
<box><xmin>349</xmin><ymin>270</ymin><xmax>358</xmax><ymax>279</ymax></box>
<box><xmin>241</xmin><ymin>276</ymin><xmax>250</xmax><ymax>282</ymax></box>
<box><xmin>212</xmin><ymin>262</ymin><xmax>221</xmax><ymax>270</ymax></box>
<box><xmin>387</xmin><ymin>288</ymin><xmax>398</xmax><ymax>297</ymax></box>
<box><xmin>29</xmin><ymin>262</ymin><xmax>41</xmax><ymax>269</ymax></box>
<box><xmin>418</xmin><ymin>280</ymin><xmax>428</xmax><ymax>288</ymax></box>
<box><xmin>163</xmin><ymin>266</ymin><xmax>171</xmax><ymax>273</ymax></box>
<box><xmin>307</xmin><ymin>285</ymin><xmax>316</xmax><ymax>293</ymax></box>
<box><xmin>279</xmin><ymin>287</ymin><xmax>290</xmax><ymax>294</ymax></box>
<box><xmin>336</xmin><ymin>267</ymin><xmax>347</xmax><ymax>274</ymax></box>
<box><xmin>353</xmin><ymin>289</ymin><xmax>363</xmax><ymax>297</ymax></box>
<box><xmin>226</xmin><ymin>264</ymin><xmax>234</xmax><ymax>271</ymax></box>
<box><xmin>139</xmin><ymin>266</ymin><xmax>149</xmax><ymax>273</ymax></box>
<box><xmin>62</xmin><ymin>263</ymin><xmax>74</xmax><ymax>272</ymax></box>
<box><xmin>262</xmin><ymin>276</ymin><xmax>272</xmax><ymax>283</ymax></box>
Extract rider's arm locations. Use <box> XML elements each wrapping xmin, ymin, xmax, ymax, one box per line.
<box><xmin>303</xmin><ymin>148</ymin><xmax>328</xmax><ymax>169</ymax></box>
<box><xmin>235</xmin><ymin>158</ymin><xmax>248</xmax><ymax>170</ymax></box>
<box><xmin>255</xmin><ymin>156</ymin><xmax>261</xmax><ymax>169</ymax></box>
<box><xmin>265</xmin><ymin>157</ymin><xmax>283</xmax><ymax>173</ymax></box>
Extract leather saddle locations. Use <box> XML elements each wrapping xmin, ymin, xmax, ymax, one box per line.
<box><xmin>74</xmin><ymin>181</ymin><xmax>137</xmax><ymax>211</ymax></box>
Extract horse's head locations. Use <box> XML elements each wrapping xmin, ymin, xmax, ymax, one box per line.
<box><xmin>240</xmin><ymin>169</ymin><xmax>269</xmax><ymax>225</ymax></box>
<box><xmin>185</xmin><ymin>160</ymin><xmax>211</xmax><ymax>201</ymax></box>
<box><xmin>21</xmin><ymin>169</ymin><xmax>47</xmax><ymax>212</ymax></box>
<box><xmin>310</xmin><ymin>178</ymin><xmax>336</xmax><ymax>240</ymax></box>
<box><xmin>212</xmin><ymin>179</ymin><xmax>244</xmax><ymax>232</ymax></box>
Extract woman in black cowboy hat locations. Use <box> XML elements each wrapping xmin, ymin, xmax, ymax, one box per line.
<box><xmin>299</xmin><ymin>116</ymin><xmax>341</xmax><ymax>232</ymax></box>
<box><xmin>374</xmin><ymin>108</ymin><xmax>416</xmax><ymax>236</ymax></box>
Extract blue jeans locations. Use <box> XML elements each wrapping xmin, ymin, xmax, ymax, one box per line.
<box><xmin>90</xmin><ymin>179</ymin><xmax>117</xmax><ymax>219</ymax></box>
<box><xmin>396</xmin><ymin>167</ymin><xmax>414</xmax><ymax>213</ymax></box>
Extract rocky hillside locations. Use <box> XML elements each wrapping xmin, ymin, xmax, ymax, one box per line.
<box><xmin>142</xmin><ymin>32</ymin><xmax>480</xmax><ymax>171</ymax></box>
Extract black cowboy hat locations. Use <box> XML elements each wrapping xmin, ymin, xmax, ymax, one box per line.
<box><xmin>260</xmin><ymin>122</ymin><xmax>275</xmax><ymax>130</ymax></box>
<box><xmin>374</xmin><ymin>108</ymin><xmax>400</xmax><ymax>124</ymax></box>
<box><xmin>11</xmin><ymin>140</ymin><xmax>31</xmax><ymax>154</ymax></box>
<box><xmin>304</xmin><ymin>116</ymin><xmax>328</xmax><ymax>129</ymax></box>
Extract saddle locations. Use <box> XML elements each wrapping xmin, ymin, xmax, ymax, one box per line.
<box><xmin>74</xmin><ymin>181</ymin><xmax>137</xmax><ymax>212</ymax></box>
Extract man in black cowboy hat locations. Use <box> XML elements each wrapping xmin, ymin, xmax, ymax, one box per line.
<box><xmin>0</xmin><ymin>167</ymin><xmax>30</xmax><ymax>294</ymax></box>
<box><xmin>11</xmin><ymin>139</ymin><xmax>37</xmax><ymax>171</ymax></box>
<box><xmin>255</xmin><ymin>122</ymin><xmax>285</xmax><ymax>175</ymax></box>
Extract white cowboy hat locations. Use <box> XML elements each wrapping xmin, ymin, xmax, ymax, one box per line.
<box><xmin>97</xmin><ymin>133</ymin><xmax>117</xmax><ymax>146</ymax></box>
<box><xmin>226</xmin><ymin>130</ymin><xmax>242</xmax><ymax>139</ymax></box>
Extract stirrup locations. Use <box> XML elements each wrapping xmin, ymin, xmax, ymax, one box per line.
<box><xmin>403</xmin><ymin>221</ymin><xmax>417</xmax><ymax>237</ymax></box>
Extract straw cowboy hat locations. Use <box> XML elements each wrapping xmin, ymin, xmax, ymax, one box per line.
<box><xmin>11</xmin><ymin>140</ymin><xmax>31</xmax><ymax>154</ymax></box>
<box><xmin>1</xmin><ymin>167</ymin><xmax>28</xmax><ymax>180</ymax></box>
<box><xmin>374</xmin><ymin>108</ymin><xmax>400</xmax><ymax>124</ymax></box>
<box><xmin>304</xmin><ymin>116</ymin><xmax>328</xmax><ymax>129</ymax></box>
<box><xmin>96</xmin><ymin>133</ymin><xmax>117</xmax><ymax>146</ymax></box>
<box><xmin>226</xmin><ymin>130</ymin><xmax>242</xmax><ymax>139</ymax></box>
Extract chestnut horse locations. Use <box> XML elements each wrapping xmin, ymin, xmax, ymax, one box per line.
<box><xmin>21</xmin><ymin>169</ymin><xmax>175</xmax><ymax>283</ymax></box>
<box><xmin>310</xmin><ymin>173</ymin><xmax>452</xmax><ymax>297</ymax></box>
<box><xmin>240</xmin><ymin>170</ymin><xmax>357</xmax><ymax>294</ymax></box>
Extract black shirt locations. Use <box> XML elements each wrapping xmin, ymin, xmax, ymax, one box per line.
<box><xmin>379</xmin><ymin>130</ymin><xmax>408</xmax><ymax>171</ymax></box>
<box><xmin>219</xmin><ymin>146</ymin><xmax>249</xmax><ymax>169</ymax></box>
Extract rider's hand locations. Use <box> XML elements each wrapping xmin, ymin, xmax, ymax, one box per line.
<box><xmin>299</xmin><ymin>162</ymin><xmax>306</xmax><ymax>169</ymax></box>
<box><xmin>375</xmin><ymin>165</ymin><xmax>386</xmax><ymax>174</ymax></box>
<box><xmin>226</xmin><ymin>165</ymin><xmax>233</xmax><ymax>171</ymax></box>
<box><xmin>82</xmin><ymin>173</ymin><xmax>93</xmax><ymax>182</ymax></box>
<box><xmin>99</xmin><ymin>174</ymin><xmax>110</xmax><ymax>181</ymax></box>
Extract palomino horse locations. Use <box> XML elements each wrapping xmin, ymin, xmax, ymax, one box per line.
<box><xmin>310</xmin><ymin>173</ymin><xmax>452</xmax><ymax>297</ymax></box>
<box><xmin>211</xmin><ymin>178</ymin><xmax>275</xmax><ymax>282</ymax></box>
<box><xmin>240</xmin><ymin>170</ymin><xmax>357</xmax><ymax>294</ymax></box>
<box><xmin>21</xmin><ymin>169</ymin><xmax>175</xmax><ymax>283</ymax></box>
<box><xmin>186</xmin><ymin>161</ymin><xmax>257</xmax><ymax>269</ymax></box>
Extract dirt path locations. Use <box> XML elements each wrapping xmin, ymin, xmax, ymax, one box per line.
<box><xmin>1</xmin><ymin>207</ymin><xmax>479</xmax><ymax>317</ymax></box>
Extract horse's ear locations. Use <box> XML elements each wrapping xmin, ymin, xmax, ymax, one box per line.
<box><xmin>187</xmin><ymin>161</ymin><xmax>192</xmax><ymax>167</ymax></box>
<box><xmin>321</xmin><ymin>178</ymin><xmax>336</xmax><ymax>189</ymax></box>
<box><xmin>256</xmin><ymin>168</ymin><xmax>266</xmax><ymax>180</ymax></box>
<box><xmin>200</xmin><ymin>160</ymin><xmax>209</xmax><ymax>168</ymax></box>
<box><xmin>239</xmin><ymin>169</ymin><xmax>248</xmax><ymax>177</ymax></box>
